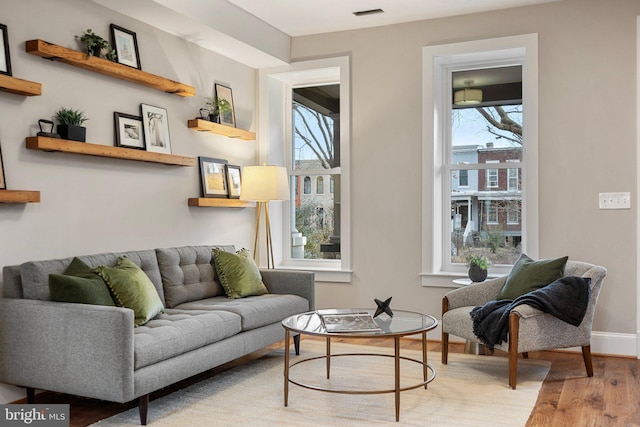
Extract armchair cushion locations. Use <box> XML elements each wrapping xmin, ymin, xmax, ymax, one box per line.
<box><xmin>497</xmin><ymin>254</ymin><xmax>568</xmax><ymax>300</ymax></box>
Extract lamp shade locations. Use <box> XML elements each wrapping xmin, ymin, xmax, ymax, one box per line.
<box><xmin>240</xmin><ymin>165</ymin><xmax>290</xmax><ymax>201</ymax></box>
<box><xmin>454</xmin><ymin>87</ymin><xmax>483</xmax><ymax>105</ymax></box>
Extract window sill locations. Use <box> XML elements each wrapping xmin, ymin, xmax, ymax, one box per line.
<box><xmin>420</xmin><ymin>272</ymin><xmax>505</xmax><ymax>288</ymax></box>
<box><xmin>276</xmin><ymin>265</ymin><xmax>352</xmax><ymax>283</ymax></box>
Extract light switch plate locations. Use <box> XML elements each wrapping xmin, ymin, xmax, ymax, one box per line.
<box><xmin>599</xmin><ymin>192</ymin><xmax>631</xmax><ymax>209</ymax></box>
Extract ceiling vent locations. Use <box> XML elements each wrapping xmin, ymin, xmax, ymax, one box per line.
<box><xmin>353</xmin><ymin>8</ymin><xmax>384</xmax><ymax>17</ymax></box>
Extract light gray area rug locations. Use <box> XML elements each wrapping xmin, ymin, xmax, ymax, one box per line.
<box><xmin>92</xmin><ymin>340</ymin><xmax>550</xmax><ymax>426</ymax></box>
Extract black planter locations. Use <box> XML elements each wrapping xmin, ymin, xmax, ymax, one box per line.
<box><xmin>468</xmin><ymin>264</ymin><xmax>488</xmax><ymax>282</ymax></box>
<box><xmin>57</xmin><ymin>125</ymin><xmax>86</xmax><ymax>142</ymax></box>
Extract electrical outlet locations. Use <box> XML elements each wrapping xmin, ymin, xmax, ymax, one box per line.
<box><xmin>598</xmin><ymin>192</ymin><xmax>631</xmax><ymax>210</ymax></box>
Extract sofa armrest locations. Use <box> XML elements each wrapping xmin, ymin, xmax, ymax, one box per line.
<box><xmin>0</xmin><ymin>299</ymin><xmax>136</xmax><ymax>402</ymax></box>
<box><xmin>260</xmin><ymin>269</ymin><xmax>315</xmax><ymax>311</ymax></box>
<box><xmin>444</xmin><ymin>276</ymin><xmax>507</xmax><ymax>310</ymax></box>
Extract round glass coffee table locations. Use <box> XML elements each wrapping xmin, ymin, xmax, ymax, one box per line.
<box><xmin>281</xmin><ymin>309</ymin><xmax>438</xmax><ymax>422</ymax></box>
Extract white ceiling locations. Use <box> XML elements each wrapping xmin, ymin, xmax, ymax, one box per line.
<box><xmin>226</xmin><ymin>0</ymin><xmax>562</xmax><ymax>37</ymax></box>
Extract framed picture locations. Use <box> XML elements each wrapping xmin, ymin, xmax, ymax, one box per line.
<box><xmin>199</xmin><ymin>157</ymin><xmax>228</xmax><ymax>198</ymax></box>
<box><xmin>225</xmin><ymin>164</ymin><xmax>242</xmax><ymax>199</ymax></box>
<box><xmin>0</xmin><ymin>143</ymin><xmax>6</xmax><ymax>190</ymax></box>
<box><xmin>110</xmin><ymin>24</ymin><xmax>141</xmax><ymax>69</ymax></box>
<box><xmin>140</xmin><ymin>104</ymin><xmax>171</xmax><ymax>154</ymax></box>
<box><xmin>0</xmin><ymin>23</ymin><xmax>12</xmax><ymax>76</ymax></box>
<box><xmin>214</xmin><ymin>83</ymin><xmax>236</xmax><ymax>127</ymax></box>
<box><xmin>114</xmin><ymin>112</ymin><xmax>145</xmax><ymax>149</ymax></box>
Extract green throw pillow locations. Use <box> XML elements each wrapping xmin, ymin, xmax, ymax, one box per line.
<box><xmin>212</xmin><ymin>248</ymin><xmax>269</xmax><ymax>299</ymax></box>
<box><xmin>95</xmin><ymin>256</ymin><xmax>164</xmax><ymax>326</ymax></box>
<box><xmin>48</xmin><ymin>257</ymin><xmax>116</xmax><ymax>306</ymax></box>
<box><xmin>497</xmin><ymin>254</ymin><xmax>569</xmax><ymax>300</ymax></box>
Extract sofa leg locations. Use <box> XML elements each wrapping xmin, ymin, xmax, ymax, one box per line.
<box><xmin>582</xmin><ymin>345</ymin><xmax>594</xmax><ymax>377</ymax></box>
<box><xmin>508</xmin><ymin>312</ymin><xmax>520</xmax><ymax>390</ymax></box>
<box><xmin>26</xmin><ymin>388</ymin><xmax>35</xmax><ymax>404</ymax></box>
<box><xmin>293</xmin><ymin>334</ymin><xmax>301</xmax><ymax>355</ymax></box>
<box><xmin>138</xmin><ymin>394</ymin><xmax>149</xmax><ymax>425</ymax></box>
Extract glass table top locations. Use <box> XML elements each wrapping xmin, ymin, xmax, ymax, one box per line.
<box><xmin>282</xmin><ymin>308</ymin><xmax>438</xmax><ymax>337</ymax></box>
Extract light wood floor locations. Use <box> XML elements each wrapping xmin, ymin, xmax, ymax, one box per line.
<box><xmin>18</xmin><ymin>338</ymin><xmax>640</xmax><ymax>426</ymax></box>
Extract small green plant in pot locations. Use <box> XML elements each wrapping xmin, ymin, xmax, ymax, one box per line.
<box><xmin>53</xmin><ymin>107</ymin><xmax>89</xmax><ymax>142</ymax></box>
<box><xmin>76</xmin><ymin>29</ymin><xmax>116</xmax><ymax>61</ymax></box>
<box><xmin>467</xmin><ymin>256</ymin><xmax>489</xmax><ymax>282</ymax></box>
<box><xmin>204</xmin><ymin>96</ymin><xmax>232</xmax><ymax>123</ymax></box>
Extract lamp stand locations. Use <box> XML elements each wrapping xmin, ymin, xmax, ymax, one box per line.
<box><xmin>253</xmin><ymin>201</ymin><xmax>275</xmax><ymax>269</ymax></box>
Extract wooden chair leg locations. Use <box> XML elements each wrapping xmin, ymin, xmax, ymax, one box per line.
<box><xmin>508</xmin><ymin>312</ymin><xmax>520</xmax><ymax>389</ymax></box>
<box><xmin>522</xmin><ymin>352</ymin><xmax>529</xmax><ymax>359</ymax></box>
<box><xmin>26</xmin><ymin>387</ymin><xmax>35</xmax><ymax>404</ymax></box>
<box><xmin>582</xmin><ymin>345</ymin><xmax>594</xmax><ymax>377</ymax></box>
<box><xmin>442</xmin><ymin>297</ymin><xmax>449</xmax><ymax>364</ymax></box>
<box><xmin>139</xmin><ymin>394</ymin><xmax>149</xmax><ymax>425</ymax></box>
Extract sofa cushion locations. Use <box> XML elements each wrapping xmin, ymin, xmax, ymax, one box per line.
<box><xmin>20</xmin><ymin>249</ymin><xmax>164</xmax><ymax>304</ymax></box>
<box><xmin>134</xmin><ymin>309</ymin><xmax>242</xmax><ymax>369</ymax></box>
<box><xmin>212</xmin><ymin>248</ymin><xmax>269</xmax><ymax>299</ymax></box>
<box><xmin>156</xmin><ymin>246</ymin><xmax>234</xmax><ymax>308</ymax></box>
<box><xmin>49</xmin><ymin>257</ymin><xmax>115</xmax><ymax>306</ymax></box>
<box><xmin>174</xmin><ymin>294</ymin><xmax>309</xmax><ymax>331</ymax></box>
<box><xmin>497</xmin><ymin>254</ymin><xmax>569</xmax><ymax>300</ymax></box>
<box><xmin>95</xmin><ymin>257</ymin><xmax>165</xmax><ymax>327</ymax></box>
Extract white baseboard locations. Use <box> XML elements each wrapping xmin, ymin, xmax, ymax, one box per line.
<box><xmin>418</xmin><ymin>324</ymin><xmax>638</xmax><ymax>358</ymax></box>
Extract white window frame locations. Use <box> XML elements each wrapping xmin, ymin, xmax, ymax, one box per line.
<box><xmin>486</xmin><ymin>201</ymin><xmax>499</xmax><ymax>224</ymax></box>
<box><xmin>486</xmin><ymin>160</ymin><xmax>499</xmax><ymax>188</ymax></box>
<box><xmin>507</xmin><ymin>202</ymin><xmax>520</xmax><ymax>224</ymax></box>
<box><xmin>458</xmin><ymin>169</ymin><xmax>469</xmax><ymax>188</ymax></box>
<box><xmin>259</xmin><ymin>57</ymin><xmax>352</xmax><ymax>282</ymax></box>
<box><xmin>421</xmin><ymin>34</ymin><xmax>539</xmax><ymax>286</ymax></box>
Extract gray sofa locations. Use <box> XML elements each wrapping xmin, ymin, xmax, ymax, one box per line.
<box><xmin>0</xmin><ymin>245</ymin><xmax>314</xmax><ymax>425</ymax></box>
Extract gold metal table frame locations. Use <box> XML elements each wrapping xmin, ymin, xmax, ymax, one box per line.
<box><xmin>282</xmin><ymin>309</ymin><xmax>438</xmax><ymax>422</ymax></box>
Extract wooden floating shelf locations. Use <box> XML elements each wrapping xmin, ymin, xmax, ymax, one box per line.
<box><xmin>187</xmin><ymin>119</ymin><xmax>256</xmax><ymax>141</ymax></box>
<box><xmin>188</xmin><ymin>198</ymin><xmax>255</xmax><ymax>208</ymax></box>
<box><xmin>0</xmin><ymin>74</ymin><xmax>42</xmax><ymax>96</ymax></box>
<box><xmin>25</xmin><ymin>39</ymin><xmax>195</xmax><ymax>97</ymax></box>
<box><xmin>26</xmin><ymin>136</ymin><xmax>196</xmax><ymax>167</ymax></box>
<box><xmin>0</xmin><ymin>190</ymin><xmax>41</xmax><ymax>203</ymax></box>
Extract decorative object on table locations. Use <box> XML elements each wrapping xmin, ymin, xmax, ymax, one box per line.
<box><xmin>140</xmin><ymin>104</ymin><xmax>171</xmax><ymax>154</ymax></box>
<box><xmin>0</xmin><ymin>143</ymin><xmax>6</xmax><ymax>189</ymax></box>
<box><xmin>317</xmin><ymin>310</ymin><xmax>381</xmax><ymax>333</ymax></box>
<box><xmin>75</xmin><ymin>29</ymin><xmax>116</xmax><ymax>61</ymax></box>
<box><xmin>198</xmin><ymin>157</ymin><xmax>228</xmax><ymax>198</ymax></box>
<box><xmin>0</xmin><ymin>23</ymin><xmax>12</xmax><ymax>76</ymax></box>
<box><xmin>240</xmin><ymin>165</ymin><xmax>289</xmax><ymax>268</ymax></box>
<box><xmin>373</xmin><ymin>296</ymin><xmax>393</xmax><ymax>318</ymax></box>
<box><xmin>36</xmin><ymin>119</ymin><xmax>60</xmax><ymax>138</ymax></box>
<box><xmin>110</xmin><ymin>24</ymin><xmax>141</xmax><ymax>69</ymax></box>
<box><xmin>214</xmin><ymin>83</ymin><xmax>236</xmax><ymax>127</ymax></box>
<box><xmin>467</xmin><ymin>255</ymin><xmax>489</xmax><ymax>282</ymax></box>
<box><xmin>225</xmin><ymin>164</ymin><xmax>242</xmax><ymax>199</ymax></box>
<box><xmin>114</xmin><ymin>112</ymin><xmax>144</xmax><ymax>149</ymax></box>
<box><xmin>53</xmin><ymin>107</ymin><xmax>88</xmax><ymax>142</ymax></box>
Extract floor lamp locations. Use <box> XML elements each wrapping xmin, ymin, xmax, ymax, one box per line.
<box><xmin>240</xmin><ymin>165</ymin><xmax>290</xmax><ymax>268</ymax></box>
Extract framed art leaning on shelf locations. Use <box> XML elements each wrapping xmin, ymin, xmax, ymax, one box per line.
<box><xmin>0</xmin><ymin>143</ymin><xmax>6</xmax><ymax>189</ymax></box>
<box><xmin>141</xmin><ymin>104</ymin><xmax>171</xmax><ymax>154</ymax></box>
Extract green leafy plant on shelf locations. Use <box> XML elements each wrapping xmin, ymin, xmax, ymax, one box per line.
<box><xmin>204</xmin><ymin>96</ymin><xmax>232</xmax><ymax>115</ymax></box>
<box><xmin>76</xmin><ymin>29</ymin><xmax>116</xmax><ymax>61</ymax></box>
<box><xmin>53</xmin><ymin>107</ymin><xmax>89</xmax><ymax>126</ymax></box>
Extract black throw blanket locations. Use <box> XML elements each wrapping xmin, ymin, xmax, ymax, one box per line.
<box><xmin>470</xmin><ymin>276</ymin><xmax>591</xmax><ymax>350</ymax></box>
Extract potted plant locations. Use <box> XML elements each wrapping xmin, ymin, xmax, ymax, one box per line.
<box><xmin>467</xmin><ymin>255</ymin><xmax>489</xmax><ymax>282</ymax></box>
<box><xmin>76</xmin><ymin>29</ymin><xmax>116</xmax><ymax>61</ymax></box>
<box><xmin>53</xmin><ymin>107</ymin><xmax>89</xmax><ymax>142</ymax></box>
<box><xmin>204</xmin><ymin>96</ymin><xmax>232</xmax><ymax>123</ymax></box>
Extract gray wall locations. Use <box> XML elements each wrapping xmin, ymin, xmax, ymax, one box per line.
<box><xmin>291</xmin><ymin>0</ymin><xmax>639</xmax><ymax>351</ymax></box>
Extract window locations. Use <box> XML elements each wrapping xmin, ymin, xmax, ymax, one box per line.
<box><xmin>260</xmin><ymin>56</ymin><xmax>351</xmax><ymax>282</ymax></box>
<box><xmin>459</xmin><ymin>169</ymin><xmax>468</xmax><ymax>187</ymax></box>
<box><xmin>421</xmin><ymin>34</ymin><xmax>539</xmax><ymax>284</ymax></box>
<box><xmin>486</xmin><ymin>161</ymin><xmax>499</xmax><ymax>188</ymax></box>
<box><xmin>303</xmin><ymin>176</ymin><xmax>311</xmax><ymax>194</ymax></box>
